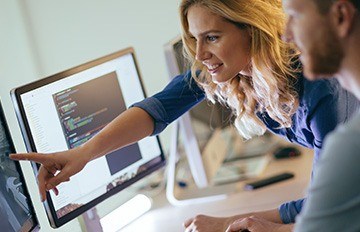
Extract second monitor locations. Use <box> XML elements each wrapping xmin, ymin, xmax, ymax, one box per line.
<box><xmin>0</xmin><ymin>100</ymin><xmax>39</xmax><ymax>232</ymax></box>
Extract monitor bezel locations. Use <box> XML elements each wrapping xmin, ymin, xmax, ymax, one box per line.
<box><xmin>0</xmin><ymin>100</ymin><xmax>40</xmax><ymax>232</ymax></box>
<box><xmin>10</xmin><ymin>47</ymin><xmax>166</xmax><ymax>228</ymax></box>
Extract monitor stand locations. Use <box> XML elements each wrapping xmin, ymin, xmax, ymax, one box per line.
<box><xmin>79</xmin><ymin>194</ymin><xmax>152</xmax><ymax>232</ymax></box>
<box><xmin>166</xmin><ymin>116</ymin><xmax>238</xmax><ymax>206</ymax></box>
<box><xmin>80</xmin><ymin>208</ymin><xmax>102</xmax><ymax>232</ymax></box>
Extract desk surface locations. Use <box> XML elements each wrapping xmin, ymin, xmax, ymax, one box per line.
<box><xmin>122</xmin><ymin>147</ymin><xmax>313</xmax><ymax>232</ymax></box>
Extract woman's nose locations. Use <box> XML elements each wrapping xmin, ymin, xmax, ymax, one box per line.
<box><xmin>195</xmin><ymin>42</ymin><xmax>211</xmax><ymax>61</ymax></box>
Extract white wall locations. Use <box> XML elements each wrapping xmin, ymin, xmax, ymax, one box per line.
<box><xmin>0</xmin><ymin>0</ymin><xmax>38</xmax><ymax>148</ymax></box>
<box><xmin>1</xmin><ymin>0</ymin><xmax>181</xmax><ymax>231</ymax></box>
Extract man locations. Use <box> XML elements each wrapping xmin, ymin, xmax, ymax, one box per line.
<box><xmin>227</xmin><ymin>0</ymin><xmax>360</xmax><ymax>231</ymax></box>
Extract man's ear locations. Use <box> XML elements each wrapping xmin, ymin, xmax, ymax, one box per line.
<box><xmin>330</xmin><ymin>1</ymin><xmax>357</xmax><ymax>37</ymax></box>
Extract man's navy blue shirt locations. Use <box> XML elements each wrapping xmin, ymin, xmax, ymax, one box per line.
<box><xmin>132</xmin><ymin>70</ymin><xmax>359</xmax><ymax>223</ymax></box>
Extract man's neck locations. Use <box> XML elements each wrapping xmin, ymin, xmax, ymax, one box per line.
<box><xmin>337</xmin><ymin>26</ymin><xmax>360</xmax><ymax>100</ymax></box>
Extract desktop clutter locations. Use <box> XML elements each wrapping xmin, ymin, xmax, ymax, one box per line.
<box><xmin>273</xmin><ymin>146</ymin><xmax>301</xmax><ymax>159</ymax></box>
<box><xmin>175</xmin><ymin>122</ymin><xmax>302</xmax><ymax>191</ymax></box>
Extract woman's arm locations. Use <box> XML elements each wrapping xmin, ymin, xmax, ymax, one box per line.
<box><xmin>10</xmin><ymin>107</ymin><xmax>154</xmax><ymax>201</ymax></box>
<box><xmin>82</xmin><ymin>107</ymin><xmax>154</xmax><ymax>160</ymax></box>
<box><xmin>11</xmin><ymin>71</ymin><xmax>205</xmax><ymax>201</ymax></box>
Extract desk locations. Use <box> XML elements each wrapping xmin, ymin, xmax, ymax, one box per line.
<box><xmin>122</xmin><ymin>147</ymin><xmax>313</xmax><ymax>232</ymax></box>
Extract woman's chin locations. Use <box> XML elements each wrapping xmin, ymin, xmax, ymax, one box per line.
<box><xmin>212</xmin><ymin>74</ymin><xmax>239</xmax><ymax>85</ymax></box>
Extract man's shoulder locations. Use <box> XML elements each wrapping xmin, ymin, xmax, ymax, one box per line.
<box><xmin>324</xmin><ymin>112</ymin><xmax>360</xmax><ymax>152</ymax></box>
<box><xmin>338</xmin><ymin>112</ymin><xmax>360</xmax><ymax>134</ymax></box>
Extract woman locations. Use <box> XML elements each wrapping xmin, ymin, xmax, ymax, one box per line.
<box><xmin>11</xmin><ymin>0</ymin><xmax>359</xmax><ymax>231</ymax></box>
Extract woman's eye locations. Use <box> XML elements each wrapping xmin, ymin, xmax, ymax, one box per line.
<box><xmin>207</xmin><ymin>36</ymin><xmax>218</xmax><ymax>42</ymax></box>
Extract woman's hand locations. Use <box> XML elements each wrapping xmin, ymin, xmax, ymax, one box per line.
<box><xmin>184</xmin><ymin>215</ymin><xmax>236</xmax><ymax>232</ymax></box>
<box><xmin>183</xmin><ymin>209</ymin><xmax>285</xmax><ymax>232</ymax></box>
<box><xmin>226</xmin><ymin>216</ymin><xmax>293</xmax><ymax>232</ymax></box>
<box><xmin>10</xmin><ymin>147</ymin><xmax>90</xmax><ymax>202</ymax></box>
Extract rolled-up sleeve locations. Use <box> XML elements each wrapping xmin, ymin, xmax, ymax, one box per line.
<box><xmin>132</xmin><ymin>97</ymin><xmax>170</xmax><ymax>135</ymax></box>
<box><xmin>131</xmin><ymin>71</ymin><xmax>205</xmax><ymax>135</ymax></box>
<box><xmin>279</xmin><ymin>198</ymin><xmax>306</xmax><ymax>224</ymax></box>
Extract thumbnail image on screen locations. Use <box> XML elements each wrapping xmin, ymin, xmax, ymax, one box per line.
<box><xmin>0</xmin><ymin>102</ymin><xmax>39</xmax><ymax>232</ymax></box>
<box><xmin>11</xmin><ymin>47</ymin><xmax>165</xmax><ymax>228</ymax></box>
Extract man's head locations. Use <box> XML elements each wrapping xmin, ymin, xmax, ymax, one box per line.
<box><xmin>283</xmin><ymin>0</ymin><xmax>359</xmax><ymax>80</ymax></box>
<box><xmin>313</xmin><ymin>0</ymin><xmax>360</xmax><ymax>15</ymax></box>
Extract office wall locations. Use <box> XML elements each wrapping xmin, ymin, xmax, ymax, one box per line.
<box><xmin>1</xmin><ymin>0</ymin><xmax>181</xmax><ymax>231</ymax></box>
<box><xmin>0</xmin><ymin>0</ymin><xmax>38</xmax><ymax>148</ymax></box>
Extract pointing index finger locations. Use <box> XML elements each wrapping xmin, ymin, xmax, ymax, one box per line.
<box><xmin>10</xmin><ymin>153</ymin><xmax>48</xmax><ymax>164</ymax></box>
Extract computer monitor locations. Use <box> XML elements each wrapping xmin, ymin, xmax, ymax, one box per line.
<box><xmin>10</xmin><ymin>47</ymin><xmax>166</xmax><ymax>228</ymax></box>
<box><xmin>0</xmin><ymin>100</ymin><xmax>40</xmax><ymax>232</ymax></box>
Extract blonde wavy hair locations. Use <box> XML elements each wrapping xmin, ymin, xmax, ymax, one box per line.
<box><xmin>180</xmin><ymin>0</ymin><xmax>300</xmax><ymax>139</ymax></box>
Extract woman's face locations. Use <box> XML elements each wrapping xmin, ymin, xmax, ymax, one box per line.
<box><xmin>187</xmin><ymin>5</ymin><xmax>252</xmax><ymax>83</ymax></box>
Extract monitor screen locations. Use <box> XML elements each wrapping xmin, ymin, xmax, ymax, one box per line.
<box><xmin>10</xmin><ymin>47</ymin><xmax>165</xmax><ymax>228</ymax></box>
<box><xmin>0</xmin><ymin>101</ymin><xmax>40</xmax><ymax>232</ymax></box>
